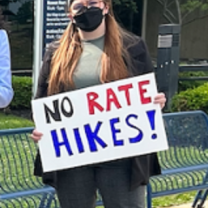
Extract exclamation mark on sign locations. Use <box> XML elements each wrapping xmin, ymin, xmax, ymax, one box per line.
<box><xmin>146</xmin><ymin>110</ymin><xmax>157</xmax><ymax>140</ymax></box>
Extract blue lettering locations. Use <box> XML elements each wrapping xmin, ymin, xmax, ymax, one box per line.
<box><xmin>51</xmin><ymin>128</ymin><xmax>73</xmax><ymax>157</ymax></box>
<box><xmin>84</xmin><ymin>122</ymin><xmax>107</xmax><ymax>152</ymax></box>
<box><xmin>126</xmin><ymin>114</ymin><xmax>143</xmax><ymax>143</ymax></box>
<box><xmin>73</xmin><ymin>128</ymin><xmax>85</xmax><ymax>153</ymax></box>
<box><xmin>110</xmin><ymin>118</ymin><xmax>124</xmax><ymax>146</ymax></box>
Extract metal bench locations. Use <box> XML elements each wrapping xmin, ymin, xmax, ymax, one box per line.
<box><xmin>0</xmin><ymin>127</ymin><xmax>58</xmax><ymax>208</ymax></box>
<box><xmin>0</xmin><ymin>127</ymin><xmax>103</xmax><ymax>208</ymax></box>
<box><xmin>147</xmin><ymin>111</ymin><xmax>208</xmax><ymax>208</ymax></box>
<box><xmin>1</xmin><ymin>111</ymin><xmax>208</xmax><ymax>208</ymax></box>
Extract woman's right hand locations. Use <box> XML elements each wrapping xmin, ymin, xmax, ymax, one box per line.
<box><xmin>31</xmin><ymin>129</ymin><xmax>43</xmax><ymax>143</ymax></box>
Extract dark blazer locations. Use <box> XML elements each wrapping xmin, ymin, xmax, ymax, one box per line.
<box><xmin>34</xmin><ymin>35</ymin><xmax>161</xmax><ymax>191</ymax></box>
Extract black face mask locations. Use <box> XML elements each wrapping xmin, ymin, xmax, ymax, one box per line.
<box><xmin>73</xmin><ymin>7</ymin><xmax>104</xmax><ymax>32</ymax></box>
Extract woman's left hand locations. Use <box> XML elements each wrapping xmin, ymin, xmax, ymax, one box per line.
<box><xmin>154</xmin><ymin>93</ymin><xmax>166</xmax><ymax>109</ymax></box>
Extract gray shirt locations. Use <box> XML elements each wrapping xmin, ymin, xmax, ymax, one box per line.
<box><xmin>73</xmin><ymin>35</ymin><xmax>105</xmax><ymax>89</ymax></box>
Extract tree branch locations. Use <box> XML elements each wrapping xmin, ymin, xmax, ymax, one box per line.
<box><xmin>163</xmin><ymin>13</ymin><xmax>175</xmax><ymax>23</ymax></box>
<box><xmin>165</xmin><ymin>8</ymin><xmax>178</xmax><ymax>21</ymax></box>
<box><xmin>182</xmin><ymin>14</ymin><xmax>208</xmax><ymax>26</ymax></box>
<box><xmin>175</xmin><ymin>0</ymin><xmax>182</xmax><ymax>24</ymax></box>
<box><xmin>182</xmin><ymin>4</ymin><xmax>202</xmax><ymax>22</ymax></box>
<box><xmin>167</xmin><ymin>0</ymin><xmax>175</xmax><ymax>8</ymax></box>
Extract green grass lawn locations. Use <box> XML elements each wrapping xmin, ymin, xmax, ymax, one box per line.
<box><xmin>0</xmin><ymin>112</ymin><xmax>206</xmax><ymax>207</ymax></box>
<box><xmin>0</xmin><ymin>112</ymin><xmax>34</xmax><ymax>130</ymax></box>
<box><xmin>98</xmin><ymin>189</ymin><xmax>197</xmax><ymax>208</ymax></box>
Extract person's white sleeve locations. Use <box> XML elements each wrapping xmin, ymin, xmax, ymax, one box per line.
<box><xmin>0</xmin><ymin>30</ymin><xmax>13</xmax><ymax>108</ymax></box>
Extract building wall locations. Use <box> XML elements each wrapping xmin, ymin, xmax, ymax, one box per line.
<box><xmin>5</xmin><ymin>0</ymin><xmax>208</xmax><ymax>73</ymax></box>
<box><xmin>145</xmin><ymin>0</ymin><xmax>208</xmax><ymax>61</ymax></box>
<box><xmin>181</xmin><ymin>15</ymin><xmax>208</xmax><ymax>60</ymax></box>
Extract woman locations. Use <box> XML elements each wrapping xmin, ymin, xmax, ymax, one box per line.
<box><xmin>31</xmin><ymin>0</ymin><xmax>166</xmax><ymax>207</ymax></box>
<box><xmin>0</xmin><ymin>7</ymin><xmax>13</xmax><ymax>108</ymax></box>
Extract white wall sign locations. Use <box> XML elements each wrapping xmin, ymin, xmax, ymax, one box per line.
<box><xmin>32</xmin><ymin>73</ymin><xmax>168</xmax><ymax>172</ymax></box>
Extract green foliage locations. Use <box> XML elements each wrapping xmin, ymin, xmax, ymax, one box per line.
<box><xmin>16</xmin><ymin>1</ymin><xmax>33</xmax><ymax>24</ymax></box>
<box><xmin>181</xmin><ymin>0</ymin><xmax>208</xmax><ymax>13</ymax></box>
<box><xmin>157</xmin><ymin>0</ymin><xmax>208</xmax><ymax>24</ymax></box>
<box><xmin>0</xmin><ymin>0</ymin><xmax>21</xmax><ymax>7</ymax></box>
<box><xmin>112</xmin><ymin>0</ymin><xmax>139</xmax><ymax>33</ymax></box>
<box><xmin>171</xmin><ymin>82</ymin><xmax>208</xmax><ymax>113</ymax></box>
<box><xmin>113</xmin><ymin>0</ymin><xmax>137</xmax><ymax>13</ymax></box>
<box><xmin>10</xmin><ymin>76</ymin><xmax>32</xmax><ymax>110</ymax></box>
<box><xmin>178</xmin><ymin>71</ymin><xmax>207</xmax><ymax>92</ymax></box>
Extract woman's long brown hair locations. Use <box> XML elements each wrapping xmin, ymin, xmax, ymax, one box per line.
<box><xmin>48</xmin><ymin>0</ymin><xmax>131</xmax><ymax>95</ymax></box>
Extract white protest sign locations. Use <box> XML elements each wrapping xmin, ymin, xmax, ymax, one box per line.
<box><xmin>32</xmin><ymin>73</ymin><xmax>168</xmax><ymax>173</ymax></box>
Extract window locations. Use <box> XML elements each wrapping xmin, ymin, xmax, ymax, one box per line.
<box><xmin>1</xmin><ymin>0</ymin><xmax>34</xmax><ymax>73</ymax></box>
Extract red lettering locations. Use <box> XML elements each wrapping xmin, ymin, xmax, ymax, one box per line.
<box><xmin>106</xmin><ymin>88</ymin><xmax>122</xmax><ymax>111</ymax></box>
<box><xmin>87</xmin><ymin>92</ymin><xmax>104</xmax><ymax>115</ymax></box>
<box><xmin>138</xmin><ymin>80</ymin><xmax>151</xmax><ymax>104</ymax></box>
<box><xmin>118</xmin><ymin>83</ymin><xmax>133</xmax><ymax>106</ymax></box>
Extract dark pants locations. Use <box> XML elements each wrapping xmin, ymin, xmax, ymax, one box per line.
<box><xmin>56</xmin><ymin>159</ymin><xmax>146</xmax><ymax>208</ymax></box>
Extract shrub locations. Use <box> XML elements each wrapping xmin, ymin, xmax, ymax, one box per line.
<box><xmin>178</xmin><ymin>71</ymin><xmax>207</xmax><ymax>92</ymax></box>
<box><xmin>171</xmin><ymin>83</ymin><xmax>208</xmax><ymax>113</ymax></box>
<box><xmin>10</xmin><ymin>76</ymin><xmax>32</xmax><ymax>109</ymax></box>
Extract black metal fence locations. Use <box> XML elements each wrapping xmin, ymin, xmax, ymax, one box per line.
<box><xmin>12</xmin><ymin>69</ymin><xmax>32</xmax><ymax>77</ymax></box>
<box><xmin>179</xmin><ymin>65</ymin><xmax>208</xmax><ymax>81</ymax></box>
